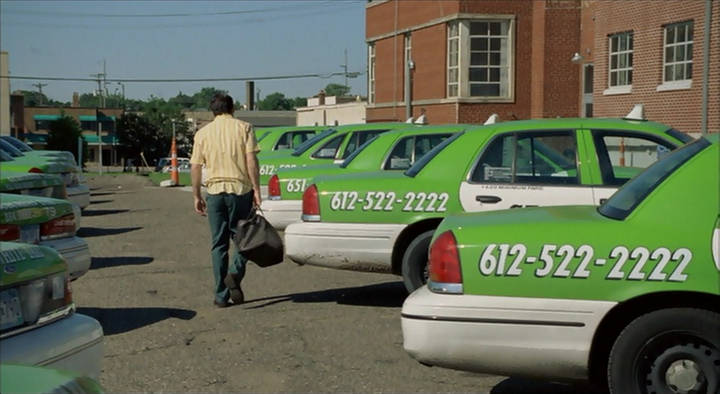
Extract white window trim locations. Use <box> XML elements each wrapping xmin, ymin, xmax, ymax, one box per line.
<box><xmin>608</xmin><ymin>32</ymin><xmax>633</xmax><ymax>89</ymax></box>
<box><xmin>368</xmin><ymin>43</ymin><xmax>376</xmax><ymax>104</ymax></box>
<box><xmin>451</xmin><ymin>16</ymin><xmax>515</xmax><ymax>101</ymax></box>
<box><xmin>662</xmin><ymin>21</ymin><xmax>693</xmax><ymax>83</ymax></box>
<box><xmin>657</xmin><ymin>79</ymin><xmax>692</xmax><ymax>92</ymax></box>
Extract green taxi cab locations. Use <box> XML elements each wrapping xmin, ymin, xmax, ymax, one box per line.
<box><xmin>257</xmin><ymin>122</ymin><xmax>411</xmax><ymax>196</ymax></box>
<box><xmin>0</xmin><ymin>242</ymin><xmax>103</xmax><ymax>378</ymax></box>
<box><xmin>285</xmin><ymin>115</ymin><xmax>692</xmax><ymax>291</ymax></box>
<box><xmin>0</xmin><ymin>364</ymin><xmax>103</xmax><ymax>393</ymax></box>
<box><xmin>1</xmin><ymin>135</ymin><xmax>76</xmax><ymax>163</ymax></box>
<box><xmin>1</xmin><ymin>193</ymin><xmax>91</xmax><ymax>280</ymax></box>
<box><xmin>255</xmin><ymin>125</ymin><xmax>325</xmax><ymax>153</ymax></box>
<box><xmin>261</xmin><ymin>125</ymin><xmax>464</xmax><ymax>229</ymax></box>
<box><xmin>402</xmin><ymin>134</ymin><xmax>719</xmax><ymax>394</ymax></box>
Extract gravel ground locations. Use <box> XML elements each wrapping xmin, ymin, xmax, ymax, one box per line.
<box><xmin>72</xmin><ymin>173</ymin><xmax>599</xmax><ymax>393</ymax></box>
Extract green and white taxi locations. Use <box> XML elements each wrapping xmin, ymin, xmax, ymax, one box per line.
<box><xmin>402</xmin><ymin>134</ymin><xmax>719</xmax><ymax>394</ymax></box>
<box><xmin>255</xmin><ymin>125</ymin><xmax>325</xmax><ymax>153</ymax></box>
<box><xmin>1</xmin><ymin>242</ymin><xmax>104</xmax><ymax>378</ymax></box>
<box><xmin>1</xmin><ymin>193</ymin><xmax>91</xmax><ymax>280</ymax></box>
<box><xmin>285</xmin><ymin>116</ymin><xmax>691</xmax><ymax>291</ymax></box>
<box><xmin>0</xmin><ymin>144</ymin><xmax>90</xmax><ymax>209</ymax></box>
<box><xmin>257</xmin><ymin>122</ymin><xmax>411</xmax><ymax>196</ymax></box>
<box><xmin>262</xmin><ymin>125</ymin><xmax>464</xmax><ymax>229</ymax></box>
<box><xmin>2</xmin><ymin>135</ymin><xmax>76</xmax><ymax>163</ymax></box>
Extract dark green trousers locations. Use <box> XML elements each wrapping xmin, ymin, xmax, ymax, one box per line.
<box><xmin>206</xmin><ymin>191</ymin><xmax>253</xmax><ymax>302</ymax></box>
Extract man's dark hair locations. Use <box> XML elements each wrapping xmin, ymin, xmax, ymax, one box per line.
<box><xmin>210</xmin><ymin>93</ymin><xmax>234</xmax><ymax>116</ymax></box>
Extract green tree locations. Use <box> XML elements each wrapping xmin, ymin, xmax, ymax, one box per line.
<box><xmin>46</xmin><ymin>115</ymin><xmax>88</xmax><ymax>165</ymax></box>
<box><xmin>290</xmin><ymin>97</ymin><xmax>308</xmax><ymax>108</ymax></box>
<box><xmin>17</xmin><ymin>90</ymin><xmax>67</xmax><ymax>107</ymax></box>
<box><xmin>258</xmin><ymin>92</ymin><xmax>292</xmax><ymax>110</ymax></box>
<box><xmin>324</xmin><ymin>83</ymin><xmax>350</xmax><ymax>97</ymax></box>
<box><xmin>191</xmin><ymin>87</ymin><xmax>227</xmax><ymax>110</ymax></box>
<box><xmin>116</xmin><ymin>113</ymin><xmax>168</xmax><ymax>167</ymax></box>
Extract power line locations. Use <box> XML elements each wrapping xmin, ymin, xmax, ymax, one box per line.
<box><xmin>0</xmin><ymin>71</ymin><xmax>364</xmax><ymax>83</ymax></box>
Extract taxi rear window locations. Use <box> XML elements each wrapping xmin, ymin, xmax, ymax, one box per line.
<box><xmin>292</xmin><ymin>129</ymin><xmax>335</xmax><ymax>156</ymax></box>
<box><xmin>0</xmin><ymin>140</ymin><xmax>24</xmax><ymax>157</ymax></box>
<box><xmin>340</xmin><ymin>135</ymin><xmax>380</xmax><ymax>168</ymax></box>
<box><xmin>599</xmin><ymin>137</ymin><xmax>711</xmax><ymax>220</ymax></box>
<box><xmin>404</xmin><ymin>132</ymin><xmax>464</xmax><ymax>177</ymax></box>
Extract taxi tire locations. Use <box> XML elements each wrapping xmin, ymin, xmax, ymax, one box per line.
<box><xmin>401</xmin><ymin>230</ymin><xmax>434</xmax><ymax>293</ymax></box>
<box><xmin>606</xmin><ymin>308</ymin><xmax>720</xmax><ymax>394</ymax></box>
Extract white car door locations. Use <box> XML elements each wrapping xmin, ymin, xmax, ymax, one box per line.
<box><xmin>459</xmin><ymin>131</ymin><xmax>595</xmax><ymax>212</ymax></box>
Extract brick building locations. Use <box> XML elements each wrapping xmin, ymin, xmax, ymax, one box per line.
<box><xmin>586</xmin><ymin>0</ymin><xmax>719</xmax><ymax>134</ymax></box>
<box><xmin>11</xmin><ymin>93</ymin><xmax>124</xmax><ymax>165</ymax></box>
<box><xmin>366</xmin><ymin>0</ymin><xmax>719</xmax><ymax>134</ymax></box>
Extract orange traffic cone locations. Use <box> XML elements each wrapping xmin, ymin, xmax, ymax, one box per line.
<box><xmin>170</xmin><ymin>137</ymin><xmax>179</xmax><ymax>186</ymax></box>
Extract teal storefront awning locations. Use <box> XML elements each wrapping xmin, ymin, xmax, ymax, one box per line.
<box><xmin>82</xmin><ymin>135</ymin><xmax>119</xmax><ymax>145</ymax></box>
<box><xmin>78</xmin><ymin>115</ymin><xmax>116</xmax><ymax>122</ymax></box>
<box><xmin>33</xmin><ymin>115</ymin><xmax>61</xmax><ymax>121</ymax></box>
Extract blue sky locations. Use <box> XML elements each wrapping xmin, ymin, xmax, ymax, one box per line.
<box><xmin>1</xmin><ymin>0</ymin><xmax>368</xmax><ymax>104</ymax></box>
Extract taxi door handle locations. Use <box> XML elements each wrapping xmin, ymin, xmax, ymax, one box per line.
<box><xmin>476</xmin><ymin>195</ymin><xmax>502</xmax><ymax>203</ymax></box>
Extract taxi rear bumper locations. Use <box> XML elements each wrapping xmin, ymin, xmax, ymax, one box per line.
<box><xmin>260</xmin><ymin>199</ymin><xmax>301</xmax><ymax>230</ymax></box>
<box><xmin>401</xmin><ymin>286</ymin><xmax>616</xmax><ymax>380</ymax></box>
<box><xmin>67</xmin><ymin>184</ymin><xmax>90</xmax><ymax>209</ymax></box>
<box><xmin>0</xmin><ymin>313</ymin><xmax>104</xmax><ymax>379</ymax></box>
<box><xmin>41</xmin><ymin>236</ymin><xmax>91</xmax><ymax>280</ymax></box>
<box><xmin>285</xmin><ymin>221</ymin><xmax>406</xmax><ymax>272</ymax></box>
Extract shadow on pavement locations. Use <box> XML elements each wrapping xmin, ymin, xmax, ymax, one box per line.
<box><xmin>81</xmin><ymin>209</ymin><xmax>130</xmax><ymax>217</ymax></box>
<box><xmin>91</xmin><ymin>256</ymin><xmax>154</xmax><ymax>269</ymax></box>
<box><xmin>77</xmin><ymin>307</ymin><xmax>196</xmax><ymax>336</ymax></box>
<box><xmin>77</xmin><ymin>226</ymin><xmax>142</xmax><ymax>238</ymax></box>
<box><xmin>244</xmin><ymin>281</ymin><xmax>407</xmax><ymax>309</ymax></box>
<box><xmin>90</xmin><ymin>199</ymin><xmax>113</xmax><ymax>205</ymax></box>
<box><xmin>490</xmin><ymin>377</ymin><xmax>604</xmax><ymax>394</ymax></box>
<box><xmin>90</xmin><ymin>192</ymin><xmax>116</xmax><ymax>197</ymax></box>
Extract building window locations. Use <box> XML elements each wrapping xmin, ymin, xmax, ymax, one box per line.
<box><xmin>35</xmin><ymin>120</ymin><xmax>52</xmax><ymax>130</ymax></box>
<box><xmin>608</xmin><ymin>31</ymin><xmax>633</xmax><ymax>87</ymax></box>
<box><xmin>663</xmin><ymin>21</ymin><xmax>693</xmax><ymax>82</ymax></box>
<box><xmin>447</xmin><ymin>21</ymin><xmax>460</xmax><ymax>97</ymax></box>
<box><xmin>446</xmin><ymin>18</ymin><xmax>513</xmax><ymax>100</ymax></box>
<box><xmin>368</xmin><ymin>43</ymin><xmax>376</xmax><ymax>104</ymax></box>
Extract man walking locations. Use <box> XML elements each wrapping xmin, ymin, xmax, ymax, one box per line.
<box><xmin>190</xmin><ymin>93</ymin><xmax>261</xmax><ymax>308</ymax></box>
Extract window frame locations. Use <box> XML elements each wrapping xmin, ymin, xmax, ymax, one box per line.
<box><xmin>368</xmin><ymin>43</ymin><xmax>376</xmax><ymax>104</ymax></box>
<box><xmin>607</xmin><ymin>31</ymin><xmax>634</xmax><ymax>90</ymax></box>
<box><xmin>446</xmin><ymin>16</ymin><xmax>515</xmax><ymax>102</ymax></box>
<box><xmin>661</xmin><ymin>21</ymin><xmax>694</xmax><ymax>86</ymax></box>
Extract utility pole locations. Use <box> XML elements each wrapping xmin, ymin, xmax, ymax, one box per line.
<box><xmin>32</xmin><ymin>82</ymin><xmax>48</xmax><ymax>105</ymax></box>
<box><xmin>340</xmin><ymin>49</ymin><xmax>349</xmax><ymax>92</ymax></box>
<box><xmin>90</xmin><ymin>69</ymin><xmax>106</xmax><ymax>174</ymax></box>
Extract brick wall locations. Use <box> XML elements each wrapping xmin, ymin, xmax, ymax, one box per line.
<box><xmin>592</xmin><ymin>0</ymin><xmax>719</xmax><ymax>133</ymax></box>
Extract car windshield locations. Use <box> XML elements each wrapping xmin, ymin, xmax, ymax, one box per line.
<box><xmin>404</xmin><ymin>132</ymin><xmax>464</xmax><ymax>177</ymax></box>
<box><xmin>599</xmin><ymin>137</ymin><xmax>711</xmax><ymax>220</ymax></box>
<box><xmin>0</xmin><ymin>150</ymin><xmax>12</xmax><ymax>161</ymax></box>
<box><xmin>0</xmin><ymin>139</ymin><xmax>25</xmax><ymax>157</ymax></box>
<box><xmin>665</xmin><ymin>128</ymin><xmax>694</xmax><ymax>144</ymax></box>
<box><xmin>292</xmin><ymin>128</ymin><xmax>335</xmax><ymax>157</ymax></box>
<box><xmin>339</xmin><ymin>135</ymin><xmax>380</xmax><ymax>168</ymax></box>
<box><xmin>1</xmin><ymin>136</ymin><xmax>33</xmax><ymax>152</ymax></box>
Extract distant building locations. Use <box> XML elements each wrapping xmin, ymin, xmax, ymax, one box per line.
<box><xmin>11</xmin><ymin>94</ymin><xmax>124</xmax><ymax>165</ymax></box>
<box><xmin>365</xmin><ymin>0</ymin><xmax>718</xmax><ymax>134</ymax></box>
<box><xmin>296</xmin><ymin>91</ymin><xmax>367</xmax><ymax>126</ymax></box>
<box><xmin>184</xmin><ymin>109</ymin><xmax>296</xmax><ymax>131</ymax></box>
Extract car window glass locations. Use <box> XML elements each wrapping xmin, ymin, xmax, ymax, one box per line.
<box><xmin>599</xmin><ymin>137</ymin><xmax>710</xmax><ymax>220</ymax></box>
<box><xmin>0</xmin><ymin>150</ymin><xmax>12</xmax><ymax>161</ymax></box>
<box><xmin>290</xmin><ymin>131</ymin><xmax>316</xmax><ymax>149</ymax></box>
<box><xmin>274</xmin><ymin>132</ymin><xmax>293</xmax><ymax>150</ymax></box>
<box><xmin>340</xmin><ymin>135</ymin><xmax>380</xmax><ymax>168</ymax></box>
<box><xmin>385</xmin><ymin>134</ymin><xmax>453</xmax><ymax>170</ymax></box>
<box><xmin>292</xmin><ymin>129</ymin><xmax>335</xmax><ymax>156</ymax></box>
<box><xmin>405</xmin><ymin>132</ymin><xmax>465</xmax><ymax>177</ymax></box>
<box><xmin>593</xmin><ymin>131</ymin><xmax>677</xmax><ymax>186</ymax></box>
<box><xmin>0</xmin><ymin>140</ymin><xmax>24</xmax><ymax>157</ymax></box>
<box><xmin>342</xmin><ymin>130</ymin><xmax>389</xmax><ymax>159</ymax></box>
<box><xmin>1</xmin><ymin>136</ymin><xmax>32</xmax><ymax>152</ymax></box>
<box><xmin>312</xmin><ymin>135</ymin><xmax>345</xmax><ymax>159</ymax></box>
<box><xmin>471</xmin><ymin>132</ymin><xmax>578</xmax><ymax>184</ymax></box>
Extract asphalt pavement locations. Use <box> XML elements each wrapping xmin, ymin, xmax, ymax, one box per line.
<box><xmin>73</xmin><ymin>173</ymin><xmax>597</xmax><ymax>393</ymax></box>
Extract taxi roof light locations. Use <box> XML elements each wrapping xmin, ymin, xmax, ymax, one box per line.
<box><xmin>484</xmin><ymin>114</ymin><xmax>500</xmax><ymax>125</ymax></box>
<box><xmin>428</xmin><ymin>230</ymin><xmax>463</xmax><ymax>294</ymax></box>
<box><xmin>623</xmin><ymin>104</ymin><xmax>646</xmax><ymax>121</ymax></box>
<box><xmin>302</xmin><ymin>184</ymin><xmax>321</xmax><ymax>222</ymax></box>
<box><xmin>268</xmin><ymin>175</ymin><xmax>281</xmax><ymax>200</ymax></box>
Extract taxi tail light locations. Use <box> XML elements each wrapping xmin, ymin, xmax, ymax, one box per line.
<box><xmin>28</xmin><ymin>167</ymin><xmax>43</xmax><ymax>173</ymax></box>
<box><xmin>40</xmin><ymin>214</ymin><xmax>76</xmax><ymax>240</ymax></box>
<box><xmin>302</xmin><ymin>184</ymin><xmax>321</xmax><ymax>222</ymax></box>
<box><xmin>0</xmin><ymin>224</ymin><xmax>20</xmax><ymax>241</ymax></box>
<box><xmin>268</xmin><ymin>174</ymin><xmax>281</xmax><ymax>199</ymax></box>
<box><xmin>428</xmin><ymin>231</ymin><xmax>463</xmax><ymax>294</ymax></box>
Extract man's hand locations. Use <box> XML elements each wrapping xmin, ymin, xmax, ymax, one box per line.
<box><xmin>253</xmin><ymin>189</ymin><xmax>262</xmax><ymax>208</ymax></box>
<box><xmin>194</xmin><ymin>196</ymin><xmax>207</xmax><ymax>216</ymax></box>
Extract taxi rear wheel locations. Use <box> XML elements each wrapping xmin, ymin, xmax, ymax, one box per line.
<box><xmin>401</xmin><ymin>230</ymin><xmax>434</xmax><ymax>293</ymax></box>
<box><xmin>607</xmin><ymin>308</ymin><xmax>720</xmax><ymax>394</ymax></box>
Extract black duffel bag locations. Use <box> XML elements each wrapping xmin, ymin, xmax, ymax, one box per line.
<box><xmin>233</xmin><ymin>209</ymin><xmax>284</xmax><ymax>267</ymax></box>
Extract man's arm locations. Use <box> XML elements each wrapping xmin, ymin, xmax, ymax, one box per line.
<box><xmin>245</xmin><ymin>152</ymin><xmax>261</xmax><ymax>207</ymax></box>
<box><xmin>191</xmin><ymin>164</ymin><xmax>206</xmax><ymax>215</ymax></box>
